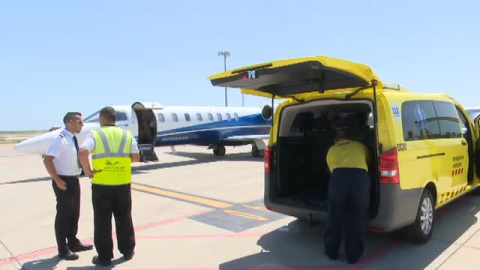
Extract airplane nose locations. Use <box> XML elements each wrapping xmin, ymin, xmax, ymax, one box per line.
<box><xmin>14</xmin><ymin>137</ymin><xmax>42</xmax><ymax>154</ymax></box>
<box><xmin>14</xmin><ymin>130</ymin><xmax>61</xmax><ymax>155</ymax></box>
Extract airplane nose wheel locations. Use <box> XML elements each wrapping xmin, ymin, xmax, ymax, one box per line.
<box><xmin>213</xmin><ymin>145</ymin><xmax>226</xmax><ymax>156</ymax></box>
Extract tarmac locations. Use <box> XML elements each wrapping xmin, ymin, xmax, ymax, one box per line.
<box><xmin>1</xmin><ymin>144</ymin><xmax>480</xmax><ymax>269</ymax></box>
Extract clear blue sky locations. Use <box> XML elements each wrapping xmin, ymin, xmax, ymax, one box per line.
<box><xmin>1</xmin><ymin>0</ymin><xmax>479</xmax><ymax>131</ymax></box>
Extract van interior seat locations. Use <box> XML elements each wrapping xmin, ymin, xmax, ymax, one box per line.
<box><xmin>291</xmin><ymin>112</ymin><xmax>314</xmax><ymax>135</ymax></box>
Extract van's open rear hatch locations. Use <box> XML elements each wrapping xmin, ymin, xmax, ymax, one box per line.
<box><xmin>209</xmin><ymin>56</ymin><xmax>382</xmax><ymax>98</ymax></box>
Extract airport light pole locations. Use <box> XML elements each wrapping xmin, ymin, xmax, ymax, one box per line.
<box><xmin>218</xmin><ymin>51</ymin><xmax>230</xmax><ymax>107</ymax></box>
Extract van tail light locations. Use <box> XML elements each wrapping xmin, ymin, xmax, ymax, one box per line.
<box><xmin>380</xmin><ymin>148</ymin><xmax>400</xmax><ymax>184</ymax></box>
<box><xmin>264</xmin><ymin>147</ymin><xmax>272</xmax><ymax>174</ymax></box>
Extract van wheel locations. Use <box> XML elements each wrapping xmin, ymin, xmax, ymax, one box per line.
<box><xmin>213</xmin><ymin>145</ymin><xmax>226</xmax><ymax>156</ymax></box>
<box><xmin>403</xmin><ymin>189</ymin><xmax>435</xmax><ymax>243</ymax></box>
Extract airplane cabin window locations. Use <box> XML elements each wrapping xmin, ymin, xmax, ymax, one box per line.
<box><xmin>196</xmin><ymin>113</ymin><xmax>203</xmax><ymax>121</ymax></box>
<box><xmin>157</xmin><ymin>113</ymin><xmax>165</xmax><ymax>122</ymax></box>
<box><xmin>216</xmin><ymin>113</ymin><xmax>223</xmax><ymax>121</ymax></box>
<box><xmin>226</xmin><ymin>113</ymin><xmax>232</xmax><ymax>120</ymax></box>
<box><xmin>116</xmin><ymin>112</ymin><xmax>127</xmax><ymax>121</ymax></box>
<box><xmin>171</xmin><ymin>113</ymin><xmax>178</xmax><ymax>122</ymax></box>
<box><xmin>208</xmin><ymin>113</ymin><xmax>214</xmax><ymax>121</ymax></box>
<box><xmin>234</xmin><ymin>113</ymin><xmax>240</xmax><ymax>121</ymax></box>
<box><xmin>184</xmin><ymin>113</ymin><xmax>191</xmax><ymax>122</ymax></box>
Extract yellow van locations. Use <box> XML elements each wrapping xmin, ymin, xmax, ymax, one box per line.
<box><xmin>209</xmin><ymin>56</ymin><xmax>480</xmax><ymax>243</ymax></box>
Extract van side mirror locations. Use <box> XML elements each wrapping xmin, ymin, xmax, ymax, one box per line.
<box><xmin>262</xmin><ymin>105</ymin><xmax>273</xmax><ymax>120</ymax></box>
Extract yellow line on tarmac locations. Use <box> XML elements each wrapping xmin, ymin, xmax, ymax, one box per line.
<box><xmin>224</xmin><ymin>210</ymin><xmax>268</xmax><ymax>221</ymax></box>
<box><xmin>131</xmin><ymin>183</ymin><xmax>233</xmax><ymax>209</ymax></box>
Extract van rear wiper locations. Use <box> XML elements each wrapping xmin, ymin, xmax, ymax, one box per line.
<box><xmin>345</xmin><ymin>80</ymin><xmax>378</xmax><ymax>99</ymax></box>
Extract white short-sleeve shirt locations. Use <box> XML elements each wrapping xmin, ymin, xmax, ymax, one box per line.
<box><xmin>80</xmin><ymin>129</ymin><xmax>139</xmax><ymax>154</ymax></box>
<box><xmin>45</xmin><ymin>129</ymin><xmax>81</xmax><ymax>176</ymax></box>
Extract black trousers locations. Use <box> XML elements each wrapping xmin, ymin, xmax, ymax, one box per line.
<box><xmin>324</xmin><ymin>168</ymin><xmax>370</xmax><ymax>262</ymax></box>
<box><xmin>92</xmin><ymin>184</ymin><xmax>135</xmax><ymax>261</ymax></box>
<box><xmin>51</xmin><ymin>175</ymin><xmax>81</xmax><ymax>253</ymax></box>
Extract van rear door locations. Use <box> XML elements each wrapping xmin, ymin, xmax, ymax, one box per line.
<box><xmin>209</xmin><ymin>56</ymin><xmax>382</xmax><ymax>98</ymax></box>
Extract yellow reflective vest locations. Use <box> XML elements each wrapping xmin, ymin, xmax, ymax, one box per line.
<box><xmin>91</xmin><ymin>126</ymin><xmax>133</xmax><ymax>185</ymax></box>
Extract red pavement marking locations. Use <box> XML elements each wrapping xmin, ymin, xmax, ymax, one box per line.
<box><xmin>0</xmin><ymin>190</ymin><xmax>472</xmax><ymax>268</ymax></box>
<box><xmin>0</xmin><ymin>214</ymin><xmax>197</xmax><ymax>267</ymax></box>
<box><xmin>121</xmin><ymin>266</ymin><xmax>358</xmax><ymax>270</ymax></box>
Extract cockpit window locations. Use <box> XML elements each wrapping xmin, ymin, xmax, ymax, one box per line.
<box><xmin>84</xmin><ymin>111</ymin><xmax>100</xmax><ymax>123</ymax></box>
<box><xmin>84</xmin><ymin>110</ymin><xmax>127</xmax><ymax>123</ymax></box>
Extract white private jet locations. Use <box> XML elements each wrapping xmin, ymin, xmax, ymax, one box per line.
<box><xmin>466</xmin><ymin>107</ymin><xmax>480</xmax><ymax>120</ymax></box>
<box><xmin>14</xmin><ymin>102</ymin><xmax>273</xmax><ymax>161</ymax></box>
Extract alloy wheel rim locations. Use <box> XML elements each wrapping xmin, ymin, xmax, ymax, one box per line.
<box><xmin>420</xmin><ymin>197</ymin><xmax>433</xmax><ymax>234</ymax></box>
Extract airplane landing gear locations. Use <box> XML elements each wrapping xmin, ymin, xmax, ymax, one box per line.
<box><xmin>213</xmin><ymin>145</ymin><xmax>226</xmax><ymax>156</ymax></box>
<box><xmin>251</xmin><ymin>145</ymin><xmax>264</xmax><ymax>157</ymax></box>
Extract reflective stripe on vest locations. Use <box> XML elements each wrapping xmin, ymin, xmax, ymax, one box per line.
<box><xmin>91</xmin><ymin>127</ymin><xmax>132</xmax><ymax>185</ymax></box>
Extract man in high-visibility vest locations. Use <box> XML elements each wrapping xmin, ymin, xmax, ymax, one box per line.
<box><xmin>79</xmin><ymin>106</ymin><xmax>140</xmax><ymax>266</ymax></box>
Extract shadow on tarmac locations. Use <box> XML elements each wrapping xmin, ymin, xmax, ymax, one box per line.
<box><xmin>0</xmin><ymin>177</ymin><xmax>51</xmax><ymax>186</ymax></box>
<box><xmin>21</xmin><ymin>256</ymin><xmax>127</xmax><ymax>270</ymax></box>
<box><xmin>220</xmin><ymin>194</ymin><xmax>480</xmax><ymax>269</ymax></box>
<box><xmin>132</xmin><ymin>151</ymin><xmax>263</xmax><ymax>174</ymax></box>
<box><xmin>21</xmin><ymin>256</ymin><xmax>60</xmax><ymax>270</ymax></box>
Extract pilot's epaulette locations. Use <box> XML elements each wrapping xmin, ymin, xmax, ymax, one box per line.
<box><xmin>59</xmin><ymin>133</ymin><xmax>66</xmax><ymax>138</ymax></box>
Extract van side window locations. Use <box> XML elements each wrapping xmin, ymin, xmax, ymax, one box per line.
<box><xmin>208</xmin><ymin>113</ymin><xmax>214</xmax><ymax>121</ymax></box>
<box><xmin>433</xmin><ymin>101</ymin><xmax>462</xmax><ymax>138</ymax></box>
<box><xmin>171</xmin><ymin>113</ymin><xmax>178</xmax><ymax>122</ymax></box>
<box><xmin>184</xmin><ymin>113</ymin><xmax>191</xmax><ymax>122</ymax></box>
<box><xmin>401</xmin><ymin>101</ymin><xmax>439</xmax><ymax>140</ymax></box>
<box><xmin>196</xmin><ymin>113</ymin><xmax>203</xmax><ymax>121</ymax></box>
<box><xmin>157</xmin><ymin>113</ymin><xmax>165</xmax><ymax>122</ymax></box>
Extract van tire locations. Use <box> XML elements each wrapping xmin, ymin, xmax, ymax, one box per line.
<box><xmin>403</xmin><ymin>189</ymin><xmax>435</xmax><ymax>243</ymax></box>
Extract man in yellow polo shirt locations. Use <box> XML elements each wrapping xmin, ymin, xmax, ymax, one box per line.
<box><xmin>324</xmin><ymin>129</ymin><xmax>371</xmax><ymax>264</ymax></box>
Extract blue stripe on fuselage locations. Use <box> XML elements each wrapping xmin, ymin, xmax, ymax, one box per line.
<box><xmin>154</xmin><ymin>113</ymin><xmax>271</xmax><ymax>146</ymax></box>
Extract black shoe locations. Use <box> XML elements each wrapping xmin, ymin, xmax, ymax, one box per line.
<box><xmin>69</xmin><ymin>243</ymin><xmax>93</xmax><ymax>252</ymax></box>
<box><xmin>123</xmin><ymin>251</ymin><xmax>135</xmax><ymax>261</ymax></box>
<box><xmin>58</xmin><ymin>250</ymin><xmax>79</xmax><ymax>261</ymax></box>
<box><xmin>324</xmin><ymin>250</ymin><xmax>338</xmax><ymax>261</ymax></box>
<box><xmin>347</xmin><ymin>256</ymin><xmax>361</xmax><ymax>264</ymax></box>
<box><xmin>92</xmin><ymin>255</ymin><xmax>111</xmax><ymax>266</ymax></box>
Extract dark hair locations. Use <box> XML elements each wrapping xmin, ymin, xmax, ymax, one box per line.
<box><xmin>63</xmin><ymin>112</ymin><xmax>82</xmax><ymax>124</ymax></box>
<box><xmin>100</xmin><ymin>106</ymin><xmax>116</xmax><ymax>123</ymax></box>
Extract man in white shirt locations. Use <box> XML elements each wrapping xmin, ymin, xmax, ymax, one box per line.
<box><xmin>43</xmin><ymin>112</ymin><xmax>93</xmax><ymax>260</ymax></box>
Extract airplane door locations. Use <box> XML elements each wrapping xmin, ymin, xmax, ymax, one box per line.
<box><xmin>132</xmin><ymin>102</ymin><xmax>163</xmax><ymax>162</ymax></box>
